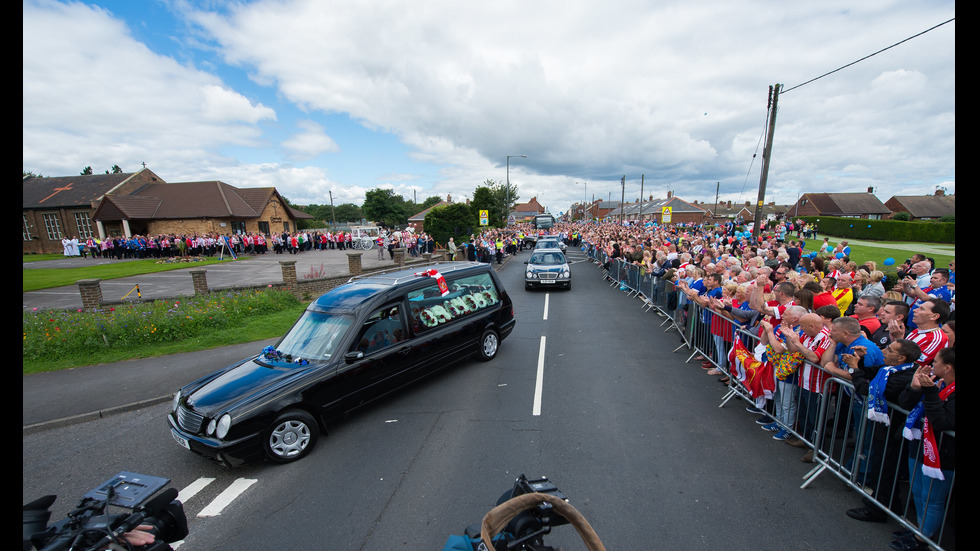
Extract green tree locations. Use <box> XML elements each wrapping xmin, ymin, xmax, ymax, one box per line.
<box><xmin>362</xmin><ymin>188</ymin><xmax>409</xmax><ymax>228</ymax></box>
<box><xmin>334</xmin><ymin>203</ymin><xmax>363</xmax><ymax>223</ymax></box>
<box><xmin>424</xmin><ymin>202</ymin><xmax>476</xmax><ymax>245</ymax></box>
<box><xmin>81</xmin><ymin>166</ymin><xmax>93</xmax><ymax>175</ymax></box>
<box><xmin>471</xmin><ymin>179</ymin><xmax>519</xmax><ymax>227</ymax></box>
<box><xmin>419</xmin><ymin>195</ymin><xmax>443</xmax><ymax>210</ymax></box>
<box><xmin>105</xmin><ymin>164</ymin><xmax>123</xmax><ymax>174</ymax></box>
<box><xmin>891</xmin><ymin>212</ymin><xmax>911</xmax><ymax>221</ymax></box>
<box><xmin>471</xmin><ymin>184</ymin><xmax>500</xmax><ymax>227</ymax></box>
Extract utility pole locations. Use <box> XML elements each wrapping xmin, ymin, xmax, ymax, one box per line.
<box><xmin>639</xmin><ymin>174</ymin><xmax>645</xmax><ymax>223</ymax></box>
<box><xmin>620</xmin><ymin>175</ymin><xmax>625</xmax><ymax>224</ymax></box>
<box><xmin>329</xmin><ymin>190</ymin><xmax>336</xmax><ymax>228</ymax></box>
<box><xmin>752</xmin><ymin>84</ymin><xmax>781</xmax><ymax>242</ymax></box>
<box><xmin>713</xmin><ymin>182</ymin><xmax>720</xmax><ymax>223</ymax></box>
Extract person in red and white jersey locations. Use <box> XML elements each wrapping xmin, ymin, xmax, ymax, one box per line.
<box><xmin>749</xmin><ymin>274</ymin><xmax>796</xmax><ymax>336</ymax></box>
<box><xmin>888</xmin><ymin>298</ymin><xmax>950</xmax><ymax>367</ymax></box>
<box><xmin>782</xmin><ymin>313</ymin><xmax>835</xmax><ymax>462</ymax></box>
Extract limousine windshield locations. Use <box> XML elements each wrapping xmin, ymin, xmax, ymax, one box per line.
<box><xmin>275</xmin><ymin>311</ymin><xmax>353</xmax><ymax>361</ymax></box>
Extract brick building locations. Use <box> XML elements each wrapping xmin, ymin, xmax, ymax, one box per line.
<box><xmin>23</xmin><ymin>169</ymin><xmax>311</xmax><ymax>254</ymax></box>
<box><xmin>23</xmin><ymin>169</ymin><xmax>165</xmax><ymax>254</ymax></box>
<box><xmin>884</xmin><ymin>189</ymin><xmax>955</xmax><ymax>220</ymax></box>
<box><xmin>784</xmin><ymin>192</ymin><xmax>891</xmax><ymax>220</ymax></box>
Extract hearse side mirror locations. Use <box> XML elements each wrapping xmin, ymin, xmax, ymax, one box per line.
<box><xmin>345</xmin><ymin>351</ymin><xmax>364</xmax><ymax>363</ymax></box>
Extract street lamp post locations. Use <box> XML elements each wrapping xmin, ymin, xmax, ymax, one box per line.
<box><xmin>506</xmin><ymin>155</ymin><xmax>526</xmax><ymax>225</ymax></box>
<box><xmin>575</xmin><ymin>181</ymin><xmax>587</xmax><ymax>221</ymax></box>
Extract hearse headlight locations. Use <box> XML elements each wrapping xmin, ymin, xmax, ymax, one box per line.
<box><xmin>172</xmin><ymin>390</ymin><xmax>181</xmax><ymax>413</ymax></box>
<box><xmin>216</xmin><ymin>414</ymin><xmax>233</xmax><ymax>439</ymax></box>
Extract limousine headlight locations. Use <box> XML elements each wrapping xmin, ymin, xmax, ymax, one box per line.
<box><xmin>172</xmin><ymin>390</ymin><xmax>181</xmax><ymax>413</ymax></box>
<box><xmin>216</xmin><ymin>414</ymin><xmax>232</xmax><ymax>439</ymax></box>
<box><xmin>526</xmin><ymin>270</ymin><xmax>535</xmax><ymax>278</ymax></box>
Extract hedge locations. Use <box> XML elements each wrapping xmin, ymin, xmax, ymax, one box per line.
<box><xmin>790</xmin><ymin>216</ymin><xmax>954</xmax><ymax>243</ymax></box>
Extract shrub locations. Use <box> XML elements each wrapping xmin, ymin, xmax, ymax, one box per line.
<box><xmin>23</xmin><ymin>289</ymin><xmax>299</xmax><ymax>364</ymax></box>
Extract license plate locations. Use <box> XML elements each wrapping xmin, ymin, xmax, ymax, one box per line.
<box><xmin>171</xmin><ymin>428</ymin><xmax>191</xmax><ymax>449</ymax></box>
<box><xmin>541</xmin><ymin>280</ymin><xmax>555</xmax><ymax>284</ymax></box>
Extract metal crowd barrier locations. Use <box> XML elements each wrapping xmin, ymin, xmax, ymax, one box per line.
<box><xmin>581</xmin><ymin>244</ymin><xmax>955</xmax><ymax>550</ymax></box>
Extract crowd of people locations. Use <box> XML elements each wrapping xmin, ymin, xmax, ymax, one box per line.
<box><xmin>62</xmin><ymin>233</ymin><xmax>269</xmax><ymax>259</ymax></box>
<box><xmin>570</xmin><ymin>217</ymin><xmax>953</xmax><ymax>551</ymax></box>
<box><xmin>57</xmin><ymin>216</ymin><xmax>951</xmax><ymax>548</ymax></box>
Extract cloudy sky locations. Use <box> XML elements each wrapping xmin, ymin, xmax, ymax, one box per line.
<box><xmin>24</xmin><ymin>0</ymin><xmax>954</xmax><ymax>217</ymax></box>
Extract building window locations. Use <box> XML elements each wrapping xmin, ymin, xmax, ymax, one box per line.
<box><xmin>74</xmin><ymin>212</ymin><xmax>95</xmax><ymax>238</ymax></box>
<box><xmin>231</xmin><ymin>221</ymin><xmax>247</xmax><ymax>234</ymax></box>
<box><xmin>43</xmin><ymin>213</ymin><xmax>63</xmax><ymax>240</ymax></box>
<box><xmin>258</xmin><ymin>221</ymin><xmax>270</xmax><ymax>235</ymax></box>
<box><xmin>23</xmin><ymin>215</ymin><xmax>33</xmax><ymax>241</ymax></box>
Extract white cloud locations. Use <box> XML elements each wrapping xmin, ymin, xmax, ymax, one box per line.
<box><xmin>23</xmin><ymin>0</ymin><xmax>276</xmax><ymax>176</ymax></box>
<box><xmin>280</xmin><ymin>120</ymin><xmax>340</xmax><ymax>160</ymax></box>
<box><xmin>200</xmin><ymin>84</ymin><xmax>276</xmax><ymax>123</ymax></box>
<box><xmin>24</xmin><ymin>0</ymin><xmax>954</xmax><ymax>215</ymax></box>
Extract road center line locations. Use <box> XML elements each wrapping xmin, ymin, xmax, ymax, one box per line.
<box><xmin>533</xmin><ymin>336</ymin><xmax>546</xmax><ymax>416</ymax></box>
<box><xmin>543</xmin><ymin>293</ymin><xmax>549</xmax><ymax>320</ymax></box>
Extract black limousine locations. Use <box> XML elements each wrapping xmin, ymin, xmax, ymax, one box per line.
<box><xmin>168</xmin><ymin>262</ymin><xmax>515</xmax><ymax>466</ymax></box>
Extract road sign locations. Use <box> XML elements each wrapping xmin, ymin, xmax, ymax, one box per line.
<box><xmin>661</xmin><ymin>206</ymin><xmax>672</xmax><ymax>224</ymax></box>
<box><xmin>480</xmin><ymin>210</ymin><xmax>489</xmax><ymax>226</ymax></box>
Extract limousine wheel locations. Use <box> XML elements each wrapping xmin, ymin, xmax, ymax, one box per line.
<box><xmin>478</xmin><ymin>329</ymin><xmax>500</xmax><ymax>361</ymax></box>
<box><xmin>264</xmin><ymin>409</ymin><xmax>319</xmax><ymax>463</ymax></box>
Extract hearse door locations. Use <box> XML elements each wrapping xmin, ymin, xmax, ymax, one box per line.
<box><xmin>333</xmin><ymin>303</ymin><xmax>413</xmax><ymax>408</ymax></box>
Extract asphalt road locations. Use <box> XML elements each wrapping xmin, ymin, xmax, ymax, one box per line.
<box><xmin>23</xmin><ymin>247</ymin><xmax>902</xmax><ymax>550</ymax></box>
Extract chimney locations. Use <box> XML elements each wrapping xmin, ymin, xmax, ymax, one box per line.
<box><xmin>935</xmin><ymin>188</ymin><xmax>945</xmax><ymax>197</ymax></box>
<box><xmin>727</xmin><ymin>200</ymin><xmax>732</xmax><ymax>208</ymax></box>
<box><xmin>868</xmin><ymin>187</ymin><xmax>874</xmax><ymax>193</ymax></box>
<box><xmin>447</xmin><ymin>194</ymin><xmax>452</xmax><ymax>202</ymax></box>
<box><xmin>745</xmin><ymin>201</ymin><xmax>750</xmax><ymax>207</ymax></box>
<box><xmin>667</xmin><ymin>190</ymin><xmax>673</xmax><ymax>198</ymax></box>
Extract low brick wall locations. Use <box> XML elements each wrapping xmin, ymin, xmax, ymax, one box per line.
<box><xmin>77</xmin><ymin>251</ymin><xmax>448</xmax><ymax>310</ymax></box>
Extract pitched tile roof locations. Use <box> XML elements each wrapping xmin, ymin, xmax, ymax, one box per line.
<box><xmin>800</xmin><ymin>192</ymin><xmax>891</xmax><ymax>215</ymax></box>
<box><xmin>94</xmin><ymin>181</ymin><xmax>311</xmax><ymax>220</ymax></box>
<box><xmin>23</xmin><ymin>172</ymin><xmax>140</xmax><ymax>208</ymax></box>
<box><xmin>408</xmin><ymin>201</ymin><xmax>451</xmax><ymax>221</ymax></box>
<box><xmin>887</xmin><ymin>195</ymin><xmax>955</xmax><ymax>218</ymax></box>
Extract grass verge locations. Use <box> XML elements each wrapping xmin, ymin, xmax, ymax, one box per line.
<box><xmin>23</xmin><ymin>290</ymin><xmax>306</xmax><ymax>374</ymax></box>
<box><xmin>23</xmin><ymin>256</ymin><xmax>245</xmax><ymax>292</ymax></box>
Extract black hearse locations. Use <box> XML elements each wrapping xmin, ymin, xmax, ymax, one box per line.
<box><xmin>168</xmin><ymin>262</ymin><xmax>515</xmax><ymax>466</ymax></box>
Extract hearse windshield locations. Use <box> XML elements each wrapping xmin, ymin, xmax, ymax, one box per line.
<box><xmin>275</xmin><ymin>310</ymin><xmax>353</xmax><ymax>361</ymax></box>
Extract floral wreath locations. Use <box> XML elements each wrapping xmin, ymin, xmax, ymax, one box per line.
<box><xmin>261</xmin><ymin>345</ymin><xmax>308</xmax><ymax>365</ymax></box>
<box><xmin>419</xmin><ymin>308</ymin><xmax>439</xmax><ymax>327</ymax></box>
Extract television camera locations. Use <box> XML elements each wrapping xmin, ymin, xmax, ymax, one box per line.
<box><xmin>445</xmin><ymin>474</ymin><xmax>605</xmax><ymax>551</ymax></box>
<box><xmin>23</xmin><ymin>472</ymin><xmax>188</xmax><ymax>551</ymax></box>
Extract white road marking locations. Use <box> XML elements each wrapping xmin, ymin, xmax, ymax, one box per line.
<box><xmin>543</xmin><ymin>293</ymin><xmax>549</xmax><ymax>320</ymax></box>
<box><xmin>177</xmin><ymin>477</ymin><xmax>215</xmax><ymax>503</ymax></box>
<box><xmin>197</xmin><ymin>478</ymin><xmax>258</xmax><ymax>517</ymax></box>
<box><xmin>533</xmin><ymin>336</ymin><xmax>546</xmax><ymax>416</ymax></box>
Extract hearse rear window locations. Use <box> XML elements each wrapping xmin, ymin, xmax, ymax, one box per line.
<box><xmin>407</xmin><ymin>272</ymin><xmax>501</xmax><ymax>332</ymax></box>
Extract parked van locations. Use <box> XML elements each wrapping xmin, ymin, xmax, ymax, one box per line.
<box><xmin>168</xmin><ymin>262</ymin><xmax>516</xmax><ymax>466</ymax></box>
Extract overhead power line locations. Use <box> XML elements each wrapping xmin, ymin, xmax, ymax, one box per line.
<box><xmin>782</xmin><ymin>17</ymin><xmax>954</xmax><ymax>94</ymax></box>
